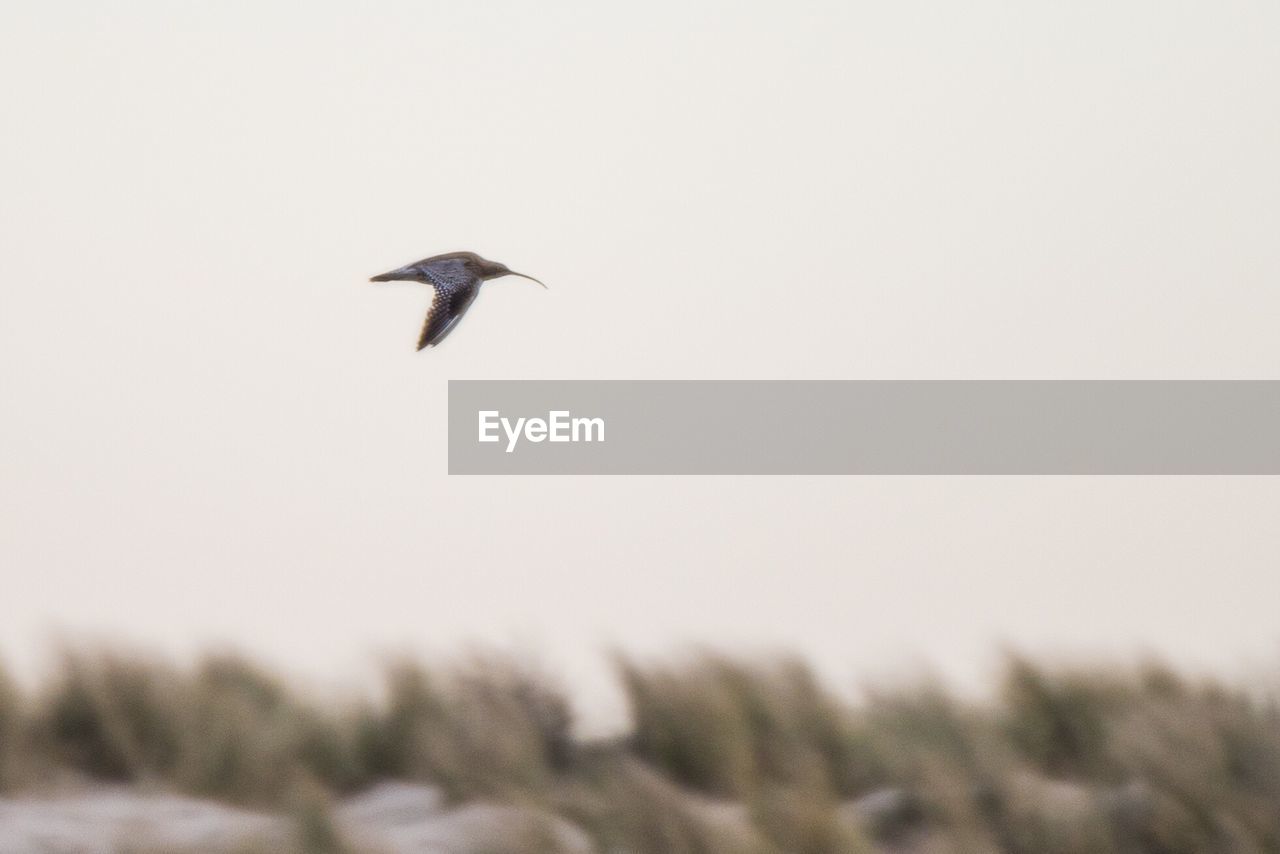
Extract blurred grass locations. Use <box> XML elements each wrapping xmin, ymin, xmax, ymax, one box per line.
<box><xmin>0</xmin><ymin>660</ymin><xmax>22</xmax><ymax>792</ymax></box>
<box><xmin>2</xmin><ymin>647</ymin><xmax>1280</xmax><ymax>853</ymax></box>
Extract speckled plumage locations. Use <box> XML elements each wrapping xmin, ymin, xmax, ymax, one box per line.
<box><xmin>370</xmin><ymin>251</ymin><xmax>546</xmax><ymax>351</ymax></box>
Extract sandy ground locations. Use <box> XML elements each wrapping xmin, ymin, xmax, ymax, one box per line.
<box><xmin>0</xmin><ymin>780</ymin><xmax>947</xmax><ymax>853</ymax></box>
<box><xmin>0</xmin><ymin>783</ymin><xmax>593</xmax><ymax>854</ymax></box>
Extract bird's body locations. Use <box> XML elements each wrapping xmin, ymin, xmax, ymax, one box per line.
<box><xmin>370</xmin><ymin>251</ymin><xmax>545</xmax><ymax>350</ymax></box>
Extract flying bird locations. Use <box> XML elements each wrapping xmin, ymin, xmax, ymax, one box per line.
<box><xmin>370</xmin><ymin>251</ymin><xmax>546</xmax><ymax>350</ymax></box>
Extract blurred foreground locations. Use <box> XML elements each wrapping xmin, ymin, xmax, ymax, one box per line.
<box><xmin>1</xmin><ymin>649</ymin><xmax>1278</xmax><ymax>853</ymax></box>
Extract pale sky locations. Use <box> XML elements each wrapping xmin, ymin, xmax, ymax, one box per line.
<box><xmin>2</xmin><ymin>2</ymin><xmax>1279</xmax><ymax>727</ymax></box>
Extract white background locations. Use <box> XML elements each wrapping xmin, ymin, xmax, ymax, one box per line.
<box><xmin>3</xmin><ymin>1</ymin><xmax>1278</xmax><ymax>727</ymax></box>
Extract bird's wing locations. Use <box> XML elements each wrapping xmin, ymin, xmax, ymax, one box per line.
<box><xmin>418</xmin><ymin>272</ymin><xmax>481</xmax><ymax>350</ymax></box>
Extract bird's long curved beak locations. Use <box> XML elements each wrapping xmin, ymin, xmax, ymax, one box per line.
<box><xmin>508</xmin><ymin>271</ymin><xmax>548</xmax><ymax>289</ymax></box>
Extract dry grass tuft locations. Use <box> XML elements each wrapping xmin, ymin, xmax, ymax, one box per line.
<box><xmin>4</xmin><ymin>647</ymin><xmax>1280</xmax><ymax>853</ymax></box>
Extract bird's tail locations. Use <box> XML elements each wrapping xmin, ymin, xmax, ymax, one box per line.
<box><xmin>370</xmin><ymin>263</ymin><xmax>417</xmax><ymax>282</ymax></box>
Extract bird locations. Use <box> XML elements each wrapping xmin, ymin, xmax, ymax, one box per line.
<box><xmin>370</xmin><ymin>251</ymin><xmax>547</xmax><ymax>350</ymax></box>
